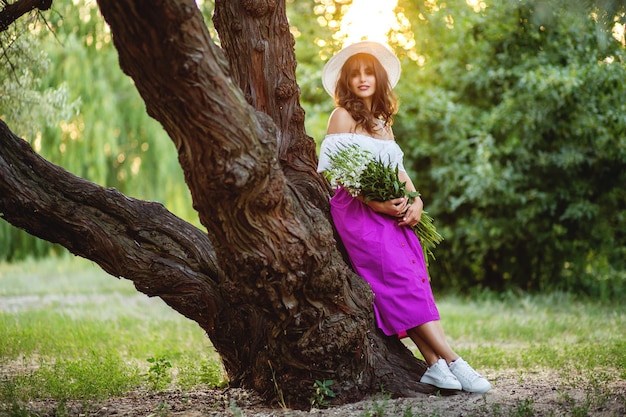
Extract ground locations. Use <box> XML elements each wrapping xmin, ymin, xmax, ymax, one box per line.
<box><xmin>17</xmin><ymin>370</ymin><xmax>626</xmax><ymax>416</ymax></box>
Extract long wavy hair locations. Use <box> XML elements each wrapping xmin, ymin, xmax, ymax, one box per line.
<box><xmin>335</xmin><ymin>52</ymin><xmax>398</xmax><ymax>135</ymax></box>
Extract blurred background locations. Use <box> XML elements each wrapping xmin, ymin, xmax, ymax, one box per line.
<box><xmin>1</xmin><ymin>0</ymin><xmax>625</xmax><ymax>300</ymax></box>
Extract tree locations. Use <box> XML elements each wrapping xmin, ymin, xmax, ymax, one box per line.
<box><xmin>0</xmin><ymin>0</ymin><xmax>435</xmax><ymax>409</ymax></box>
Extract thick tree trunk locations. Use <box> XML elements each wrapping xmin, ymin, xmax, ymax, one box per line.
<box><xmin>212</xmin><ymin>0</ymin><xmax>329</xmax><ymax>211</ymax></box>
<box><xmin>0</xmin><ymin>0</ymin><xmax>434</xmax><ymax>408</ymax></box>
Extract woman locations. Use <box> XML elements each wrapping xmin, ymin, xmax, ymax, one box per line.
<box><xmin>317</xmin><ymin>41</ymin><xmax>491</xmax><ymax>394</ymax></box>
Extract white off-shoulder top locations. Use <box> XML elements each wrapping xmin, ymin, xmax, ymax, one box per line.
<box><xmin>317</xmin><ymin>133</ymin><xmax>406</xmax><ymax>174</ymax></box>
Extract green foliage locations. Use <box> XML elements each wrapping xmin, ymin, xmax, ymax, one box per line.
<box><xmin>0</xmin><ymin>1</ymin><xmax>197</xmax><ymax>261</ymax></box>
<box><xmin>176</xmin><ymin>356</ymin><xmax>228</xmax><ymax>389</ymax></box>
<box><xmin>511</xmin><ymin>398</ymin><xmax>536</xmax><ymax>417</ymax></box>
<box><xmin>0</xmin><ymin>14</ymin><xmax>78</xmax><ymax>142</ymax></box>
<box><xmin>392</xmin><ymin>0</ymin><xmax>626</xmax><ymax>298</ymax></box>
<box><xmin>145</xmin><ymin>356</ymin><xmax>173</xmax><ymax>392</ymax></box>
<box><xmin>363</xmin><ymin>396</ymin><xmax>391</xmax><ymax>417</ymax></box>
<box><xmin>0</xmin><ymin>12</ymin><xmax>80</xmax><ymax>261</ymax></box>
<box><xmin>324</xmin><ymin>144</ymin><xmax>443</xmax><ymax>263</ymax></box>
<box><xmin>309</xmin><ymin>379</ymin><xmax>335</xmax><ymax>408</ymax></box>
<box><xmin>294</xmin><ymin>0</ymin><xmax>625</xmax><ymax>297</ymax></box>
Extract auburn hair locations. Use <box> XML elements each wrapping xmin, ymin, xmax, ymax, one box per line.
<box><xmin>334</xmin><ymin>53</ymin><xmax>398</xmax><ymax>135</ymax></box>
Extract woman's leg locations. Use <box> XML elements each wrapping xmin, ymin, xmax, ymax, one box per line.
<box><xmin>409</xmin><ymin>321</ymin><xmax>463</xmax><ymax>390</ymax></box>
<box><xmin>409</xmin><ymin>321</ymin><xmax>492</xmax><ymax>393</ymax></box>
<box><xmin>406</xmin><ymin>320</ymin><xmax>459</xmax><ymax>365</ymax></box>
<box><xmin>406</xmin><ymin>329</ymin><xmax>439</xmax><ymax>365</ymax></box>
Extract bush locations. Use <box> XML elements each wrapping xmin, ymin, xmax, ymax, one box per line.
<box><xmin>394</xmin><ymin>0</ymin><xmax>626</xmax><ymax>298</ymax></box>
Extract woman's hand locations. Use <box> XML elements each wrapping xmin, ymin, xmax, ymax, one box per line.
<box><xmin>365</xmin><ymin>197</ymin><xmax>408</xmax><ymax>217</ymax></box>
<box><xmin>398</xmin><ymin>196</ymin><xmax>423</xmax><ymax>227</ymax></box>
<box><xmin>365</xmin><ymin>196</ymin><xmax>423</xmax><ymax>227</ymax></box>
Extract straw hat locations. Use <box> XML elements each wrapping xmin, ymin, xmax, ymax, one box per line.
<box><xmin>322</xmin><ymin>41</ymin><xmax>401</xmax><ymax>97</ymax></box>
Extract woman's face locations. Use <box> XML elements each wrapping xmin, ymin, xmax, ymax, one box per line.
<box><xmin>348</xmin><ymin>62</ymin><xmax>377</xmax><ymax>104</ymax></box>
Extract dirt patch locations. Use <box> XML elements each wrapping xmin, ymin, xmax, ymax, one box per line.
<box><xmin>10</xmin><ymin>370</ymin><xmax>626</xmax><ymax>416</ymax></box>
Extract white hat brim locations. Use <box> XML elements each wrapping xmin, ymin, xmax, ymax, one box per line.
<box><xmin>322</xmin><ymin>41</ymin><xmax>401</xmax><ymax>97</ymax></box>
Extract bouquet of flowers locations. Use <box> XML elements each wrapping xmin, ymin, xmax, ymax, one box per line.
<box><xmin>324</xmin><ymin>144</ymin><xmax>443</xmax><ymax>265</ymax></box>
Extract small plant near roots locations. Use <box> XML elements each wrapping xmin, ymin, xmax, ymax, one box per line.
<box><xmin>267</xmin><ymin>361</ymin><xmax>286</xmax><ymax>409</ymax></box>
<box><xmin>364</xmin><ymin>399</ymin><xmax>389</xmax><ymax>417</ymax></box>
<box><xmin>511</xmin><ymin>398</ymin><xmax>536</xmax><ymax>417</ymax></box>
<box><xmin>199</xmin><ymin>360</ymin><xmax>228</xmax><ymax>388</ymax></box>
<box><xmin>309</xmin><ymin>379</ymin><xmax>335</xmax><ymax>408</ymax></box>
<box><xmin>364</xmin><ymin>388</ymin><xmax>393</xmax><ymax>417</ymax></box>
<box><xmin>145</xmin><ymin>356</ymin><xmax>172</xmax><ymax>392</ymax></box>
<box><xmin>146</xmin><ymin>401</ymin><xmax>170</xmax><ymax>417</ymax></box>
<box><xmin>570</xmin><ymin>402</ymin><xmax>591</xmax><ymax>417</ymax></box>
<box><xmin>228</xmin><ymin>398</ymin><xmax>244</xmax><ymax>417</ymax></box>
<box><xmin>400</xmin><ymin>406</ymin><xmax>418</xmax><ymax>417</ymax></box>
<box><xmin>53</xmin><ymin>399</ymin><xmax>70</xmax><ymax>417</ymax></box>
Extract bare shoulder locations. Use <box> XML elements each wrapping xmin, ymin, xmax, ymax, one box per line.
<box><xmin>326</xmin><ymin>107</ymin><xmax>356</xmax><ymax>134</ymax></box>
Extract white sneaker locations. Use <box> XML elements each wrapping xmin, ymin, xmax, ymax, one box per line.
<box><xmin>420</xmin><ymin>359</ymin><xmax>462</xmax><ymax>390</ymax></box>
<box><xmin>449</xmin><ymin>358</ymin><xmax>492</xmax><ymax>393</ymax></box>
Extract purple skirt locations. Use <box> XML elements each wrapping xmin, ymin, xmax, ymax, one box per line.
<box><xmin>330</xmin><ymin>188</ymin><xmax>440</xmax><ymax>336</ymax></box>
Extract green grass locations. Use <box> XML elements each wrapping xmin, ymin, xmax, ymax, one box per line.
<box><xmin>0</xmin><ymin>256</ymin><xmax>137</xmax><ymax>297</ymax></box>
<box><xmin>0</xmin><ymin>256</ymin><xmax>224</xmax><ymax>405</ymax></box>
<box><xmin>429</xmin><ymin>291</ymin><xmax>626</xmax><ymax>378</ymax></box>
<box><xmin>1</xmin><ymin>256</ymin><xmax>625</xmax><ymax>412</ymax></box>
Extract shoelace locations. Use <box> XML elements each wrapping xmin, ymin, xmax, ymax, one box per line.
<box><xmin>433</xmin><ymin>363</ymin><xmax>459</xmax><ymax>382</ymax></box>
<box><xmin>453</xmin><ymin>363</ymin><xmax>481</xmax><ymax>381</ymax></box>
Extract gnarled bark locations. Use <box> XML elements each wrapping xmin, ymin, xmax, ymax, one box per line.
<box><xmin>1</xmin><ymin>0</ymin><xmax>434</xmax><ymax>409</ymax></box>
<box><xmin>0</xmin><ymin>119</ymin><xmax>222</xmax><ymax>330</ymax></box>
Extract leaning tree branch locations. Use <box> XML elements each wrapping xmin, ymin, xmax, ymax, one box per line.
<box><xmin>0</xmin><ymin>0</ymin><xmax>52</xmax><ymax>32</ymax></box>
<box><xmin>0</xmin><ymin>119</ymin><xmax>225</xmax><ymax>330</ymax></box>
